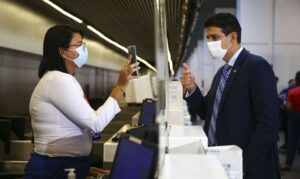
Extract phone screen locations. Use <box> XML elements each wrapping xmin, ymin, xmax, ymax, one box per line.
<box><xmin>127</xmin><ymin>45</ymin><xmax>139</xmax><ymax>76</ymax></box>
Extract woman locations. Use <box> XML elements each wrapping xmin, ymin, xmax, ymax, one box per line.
<box><xmin>24</xmin><ymin>24</ymin><xmax>139</xmax><ymax>179</ymax></box>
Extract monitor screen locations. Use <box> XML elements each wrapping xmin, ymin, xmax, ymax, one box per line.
<box><xmin>110</xmin><ymin>135</ymin><xmax>157</xmax><ymax>179</ymax></box>
<box><xmin>138</xmin><ymin>99</ymin><xmax>156</xmax><ymax>126</ymax></box>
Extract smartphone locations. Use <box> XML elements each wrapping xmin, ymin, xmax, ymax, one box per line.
<box><xmin>127</xmin><ymin>45</ymin><xmax>139</xmax><ymax>76</ymax></box>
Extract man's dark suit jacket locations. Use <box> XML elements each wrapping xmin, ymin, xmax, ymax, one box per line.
<box><xmin>185</xmin><ymin>49</ymin><xmax>281</xmax><ymax>179</ymax></box>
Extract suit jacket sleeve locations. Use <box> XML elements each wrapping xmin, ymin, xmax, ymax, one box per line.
<box><xmin>184</xmin><ymin>86</ymin><xmax>208</xmax><ymax>120</ymax></box>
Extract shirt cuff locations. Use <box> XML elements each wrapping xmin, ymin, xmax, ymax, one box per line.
<box><xmin>185</xmin><ymin>88</ymin><xmax>196</xmax><ymax>98</ymax></box>
<box><xmin>107</xmin><ymin>96</ymin><xmax>121</xmax><ymax>115</ymax></box>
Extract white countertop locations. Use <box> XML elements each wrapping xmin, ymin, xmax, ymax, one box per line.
<box><xmin>159</xmin><ymin>154</ymin><xmax>229</xmax><ymax>179</ymax></box>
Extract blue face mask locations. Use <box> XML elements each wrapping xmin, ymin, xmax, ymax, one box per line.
<box><xmin>69</xmin><ymin>45</ymin><xmax>88</xmax><ymax>68</ymax></box>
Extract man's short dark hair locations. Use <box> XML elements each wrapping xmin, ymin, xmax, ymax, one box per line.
<box><xmin>38</xmin><ymin>25</ymin><xmax>83</xmax><ymax>78</ymax></box>
<box><xmin>295</xmin><ymin>71</ymin><xmax>300</xmax><ymax>84</ymax></box>
<box><xmin>204</xmin><ymin>13</ymin><xmax>242</xmax><ymax>44</ymax></box>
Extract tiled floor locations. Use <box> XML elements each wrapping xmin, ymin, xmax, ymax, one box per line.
<box><xmin>279</xmin><ymin>153</ymin><xmax>300</xmax><ymax>179</ymax></box>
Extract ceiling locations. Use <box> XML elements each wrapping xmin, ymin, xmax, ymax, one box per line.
<box><xmin>9</xmin><ymin>0</ymin><xmax>235</xmax><ymax>73</ymax></box>
<box><xmin>52</xmin><ymin>0</ymin><xmax>156</xmax><ymax>67</ymax></box>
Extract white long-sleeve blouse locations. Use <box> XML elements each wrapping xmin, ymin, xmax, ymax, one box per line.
<box><xmin>29</xmin><ymin>70</ymin><xmax>120</xmax><ymax>157</ymax></box>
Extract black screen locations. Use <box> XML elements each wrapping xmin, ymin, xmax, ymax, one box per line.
<box><xmin>138</xmin><ymin>99</ymin><xmax>156</xmax><ymax>126</ymax></box>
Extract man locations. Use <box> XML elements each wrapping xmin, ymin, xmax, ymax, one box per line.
<box><xmin>278</xmin><ymin>79</ymin><xmax>296</xmax><ymax>150</ymax></box>
<box><xmin>180</xmin><ymin>13</ymin><xmax>280</xmax><ymax>179</ymax></box>
<box><xmin>282</xmin><ymin>71</ymin><xmax>300</xmax><ymax>171</ymax></box>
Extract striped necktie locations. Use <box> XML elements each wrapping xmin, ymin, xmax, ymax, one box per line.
<box><xmin>208</xmin><ymin>64</ymin><xmax>232</xmax><ymax>146</ymax></box>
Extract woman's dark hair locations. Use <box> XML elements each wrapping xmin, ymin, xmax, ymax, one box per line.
<box><xmin>204</xmin><ymin>13</ymin><xmax>242</xmax><ymax>44</ymax></box>
<box><xmin>38</xmin><ymin>25</ymin><xmax>83</xmax><ymax>78</ymax></box>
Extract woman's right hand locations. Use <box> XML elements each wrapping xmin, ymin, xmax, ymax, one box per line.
<box><xmin>117</xmin><ymin>56</ymin><xmax>140</xmax><ymax>89</ymax></box>
<box><xmin>110</xmin><ymin>56</ymin><xmax>140</xmax><ymax>101</ymax></box>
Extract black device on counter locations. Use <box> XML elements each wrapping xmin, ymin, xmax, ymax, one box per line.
<box><xmin>127</xmin><ymin>45</ymin><xmax>139</xmax><ymax>76</ymax></box>
<box><xmin>112</xmin><ymin>132</ymin><xmax>123</xmax><ymax>142</ymax></box>
<box><xmin>126</xmin><ymin>124</ymin><xmax>158</xmax><ymax>144</ymax></box>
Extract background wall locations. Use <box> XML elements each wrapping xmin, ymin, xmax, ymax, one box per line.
<box><xmin>0</xmin><ymin>48</ymin><xmax>119</xmax><ymax>115</ymax></box>
<box><xmin>238</xmin><ymin>0</ymin><xmax>300</xmax><ymax>91</ymax></box>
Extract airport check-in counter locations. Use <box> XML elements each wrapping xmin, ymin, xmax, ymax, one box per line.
<box><xmin>103</xmin><ymin>124</ymin><xmax>136</xmax><ymax>163</ymax></box>
<box><xmin>104</xmin><ymin>105</ymin><xmax>154</xmax><ymax>164</ymax></box>
<box><xmin>160</xmin><ymin>125</ymin><xmax>208</xmax><ymax>154</ymax></box>
<box><xmin>104</xmin><ymin>125</ymin><xmax>208</xmax><ymax>162</ymax></box>
<box><xmin>104</xmin><ymin>123</ymin><xmax>242</xmax><ymax>179</ymax></box>
<box><xmin>158</xmin><ymin>125</ymin><xmax>242</xmax><ymax>179</ymax></box>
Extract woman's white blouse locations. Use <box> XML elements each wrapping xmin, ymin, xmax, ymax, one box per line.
<box><xmin>29</xmin><ymin>70</ymin><xmax>120</xmax><ymax>157</ymax></box>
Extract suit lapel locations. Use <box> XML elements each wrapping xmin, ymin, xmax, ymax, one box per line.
<box><xmin>218</xmin><ymin>49</ymin><xmax>248</xmax><ymax>112</ymax></box>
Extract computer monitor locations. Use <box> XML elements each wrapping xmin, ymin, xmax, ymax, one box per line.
<box><xmin>109</xmin><ymin>134</ymin><xmax>157</xmax><ymax>179</ymax></box>
<box><xmin>125</xmin><ymin>75</ymin><xmax>154</xmax><ymax>103</ymax></box>
<box><xmin>138</xmin><ymin>98</ymin><xmax>156</xmax><ymax>126</ymax></box>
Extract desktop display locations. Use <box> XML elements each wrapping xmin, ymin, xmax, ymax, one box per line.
<box><xmin>109</xmin><ymin>135</ymin><xmax>157</xmax><ymax>179</ymax></box>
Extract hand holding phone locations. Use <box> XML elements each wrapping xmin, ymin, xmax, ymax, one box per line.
<box><xmin>127</xmin><ymin>45</ymin><xmax>139</xmax><ymax>76</ymax></box>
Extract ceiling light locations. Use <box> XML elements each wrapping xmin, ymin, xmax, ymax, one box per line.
<box><xmin>43</xmin><ymin>0</ymin><xmax>83</xmax><ymax>23</ymax></box>
<box><xmin>166</xmin><ymin>41</ymin><xmax>175</xmax><ymax>76</ymax></box>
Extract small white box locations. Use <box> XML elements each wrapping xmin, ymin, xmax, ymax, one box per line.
<box><xmin>206</xmin><ymin>145</ymin><xmax>243</xmax><ymax>179</ymax></box>
<box><xmin>159</xmin><ymin>154</ymin><xmax>229</xmax><ymax>179</ymax></box>
<box><xmin>160</xmin><ymin>125</ymin><xmax>208</xmax><ymax>154</ymax></box>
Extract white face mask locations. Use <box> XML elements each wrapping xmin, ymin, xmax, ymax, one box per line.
<box><xmin>67</xmin><ymin>44</ymin><xmax>89</xmax><ymax>68</ymax></box>
<box><xmin>207</xmin><ymin>35</ymin><xmax>230</xmax><ymax>59</ymax></box>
